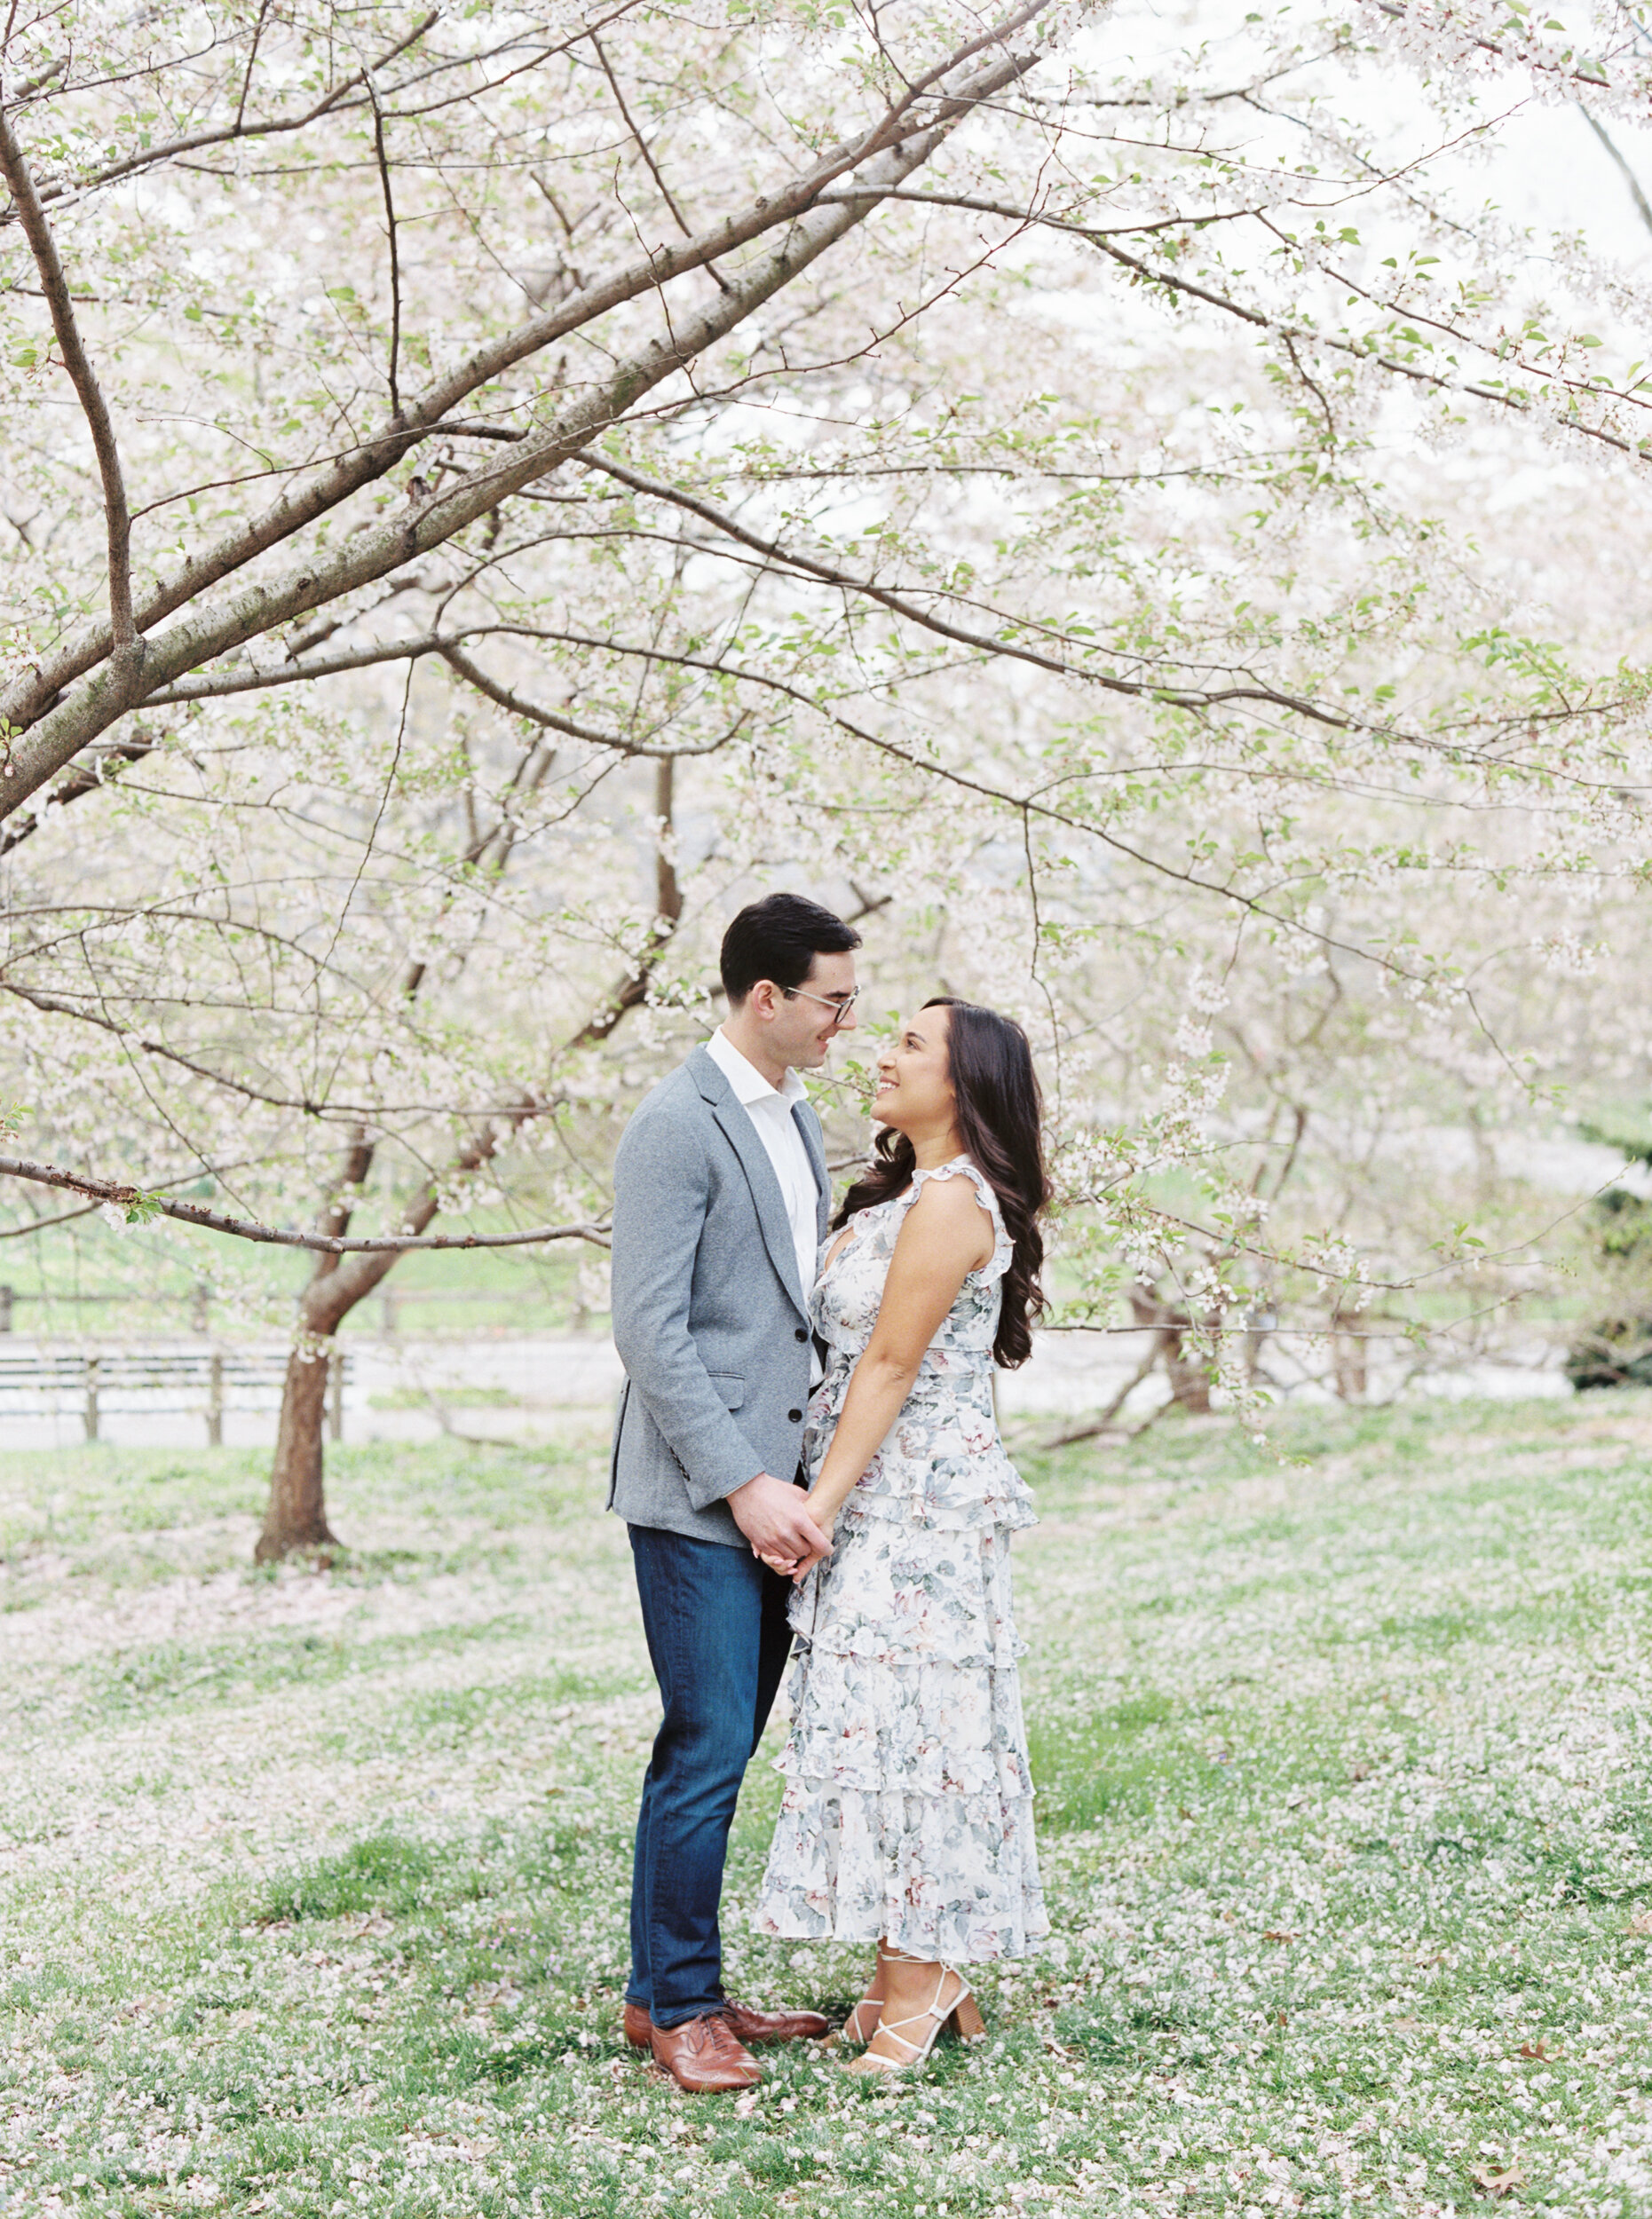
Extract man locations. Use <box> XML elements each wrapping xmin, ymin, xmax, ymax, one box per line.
<box><xmin>607</xmin><ymin>891</ymin><xmax>863</xmax><ymax>2093</ymax></box>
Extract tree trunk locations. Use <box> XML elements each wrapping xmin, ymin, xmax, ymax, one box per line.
<box><xmin>257</xmin><ymin>1232</ymin><xmax>414</xmax><ymax>1559</ymax></box>
<box><xmin>257</xmin><ymin>1339</ymin><xmax>339</xmax><ymax>1560</ymax></box>
<box><xmin>1128</xmin><ymin>1283</ymin><xmax>1216</xmax><ymax>1414</ymax></box>
<box><xmin>1331</xmin><ymin>1307</ymin><xmax>1368</xmax><ymax>1402</ymax></box>
<box><xmin>251</xmin><ymin>768</ymin><xmax>683</xmax><ymax>1560</ymax></box>
<box><xmin>1165</xmin><ymin>1331</ymin><xmax>1215</xmax><ymax>1415</ymax></box>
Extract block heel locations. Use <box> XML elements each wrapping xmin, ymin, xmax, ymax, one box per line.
<box><xmin>842</xmin><ymin>1964</ymin><xmax>984</xmax><ymax>2076</ymax></box>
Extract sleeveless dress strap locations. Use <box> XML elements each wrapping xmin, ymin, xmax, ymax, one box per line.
<box><xmin>903</xmin><ymin>1157</ymin><xmax>1014</xmax><ymax>1283</ymax></box>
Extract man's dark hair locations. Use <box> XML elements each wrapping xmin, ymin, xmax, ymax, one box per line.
<box><xmin>719</xmin><ymin>892</ymin><xmax>861</xmax><ymax>1004</ymax></box>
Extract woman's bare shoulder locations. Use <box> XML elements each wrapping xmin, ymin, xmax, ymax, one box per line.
<box><xmin>899</xmin><ymin>1165</ymin><xmax>996</xmax><ymax>1258</ymax></box>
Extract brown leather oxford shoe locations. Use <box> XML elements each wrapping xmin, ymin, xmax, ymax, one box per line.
<box><xmin>723</xmin><ymin>1999</ymin><xmax>832</xmax><ymax>2046</ymax></box>
<box><xmin>624</xmin><ymin>1999</ymin><xmax>830</xmax><ymax>2049</ymax></box>
<box><xmin>648</xmin><ymin>2011</ymin><xmax>762</xmax><ymax>2093</ymax></box>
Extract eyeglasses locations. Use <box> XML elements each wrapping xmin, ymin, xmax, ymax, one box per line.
<box><xmin>781</xmin><ymin>984</ymin><xmax>860</xmax><ymax>1025</ymax></box>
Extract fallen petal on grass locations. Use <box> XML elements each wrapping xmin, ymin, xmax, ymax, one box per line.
<box><xmin>3</xmin><ymin>1407</ymin><xmax>1652</xmax><ymax>2214</ymax></box>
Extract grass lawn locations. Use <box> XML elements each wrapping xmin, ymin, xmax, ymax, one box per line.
<box><xmin>2</xmin><ymin>1397</ymin><xmax>1650</xmax><ymax>2215</ymax></box>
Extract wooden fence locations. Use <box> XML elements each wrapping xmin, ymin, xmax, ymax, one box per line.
<box><xmin>0</xmin><ymin>1350</ymin><xmax>349</xmax><ymax>1443</ymax></box>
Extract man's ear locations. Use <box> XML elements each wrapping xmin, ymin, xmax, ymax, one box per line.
<box><xmin>747</xmin><ymin>979</ymin><xmax>780</xmax><ymax>1022</ymax></box>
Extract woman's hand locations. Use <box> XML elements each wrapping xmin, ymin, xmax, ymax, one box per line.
<box><xmin>784</xmin><ymin>1495</ymin><xmax>837</xmax><ymax>1583</ymax></box>
<box><xmin>754</xmin><ymin>1500</ymin><xmax>835</xmax><ymax>1582</ymax></box>
<box><xmin>788</xmin><ymin>1534</ymin><xmax>832</xmax><ymax>1583</ymax></box>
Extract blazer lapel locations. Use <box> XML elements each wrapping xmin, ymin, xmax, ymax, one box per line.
<box><xmin>691</xmin><ymin>1047</ymin><xmax>810</xmax><ymax>1320</ymax></box>
<box><xmin>794</xmin><ymin>1099</ymin><xmax>829</xmax><ymax>1242</ymax></box>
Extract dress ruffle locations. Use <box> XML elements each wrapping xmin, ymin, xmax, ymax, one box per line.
<box><xmin>775</xmin><ymin>1650</ymin><xmax>1036</xmax><ymax>1799</ymax></box>
<box><xmin>806</xmin><ymin>1353</ymin><xmax>1035</xmax><ymax>1536</ymax></box>
<box><xmin>834</xmin><ymin>1452</ymin><xmax>1038</xmax><ymax>1536</ymax></box>
<box><xmin>788</xmin><ymin>1509</ymin><xmax>1028</xmax><ymax>1668</ymax></box>
<box><xmin>909</xmin><ymin>1157</ymin><xmax>1015</xmax><ymax>1278</ymax></box>
<box><xmin>756</xmin><ymin>1784</ymin><xmax>1047</xmax><ymax>1962</ymax></box>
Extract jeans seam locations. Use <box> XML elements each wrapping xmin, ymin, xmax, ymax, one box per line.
<box><xmin>647</xmin><ymin>1535</ymin><xmax>696</xmax><ymax>2015</ymax></box>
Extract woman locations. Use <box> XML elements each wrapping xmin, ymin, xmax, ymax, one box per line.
<box><xmin>754</xmin><ymin>995</ymin><xmax>1050</xmax><ymax>2075</ymax></box>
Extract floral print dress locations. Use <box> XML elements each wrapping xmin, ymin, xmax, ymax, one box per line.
<box><xmin>755</xmin><ymin>1157</ymin><xmax>1047</xmax><ymax>1964</ymax></box>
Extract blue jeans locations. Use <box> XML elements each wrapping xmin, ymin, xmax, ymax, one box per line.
<box><xmin>626</xmin><ymin>1525</ymin><xmax>795</xmax><ymax>2027</ymax></box>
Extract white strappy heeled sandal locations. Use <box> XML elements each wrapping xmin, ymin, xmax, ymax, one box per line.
<box><xmin>841</xmin><ymin>1957</ymin><xmax>986</xmax><ymax>2075</ymax></box>
<box><xmin>842</xmin><ymin>1941</ymin><xmax>894</xmax><ymax>2046</ymax></box>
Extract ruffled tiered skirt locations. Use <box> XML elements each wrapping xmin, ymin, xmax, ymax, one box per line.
<box><xmin>754</xmin><ymin>1354</ymin><xmax>1048</xmax><ymax>1963</ymax></box>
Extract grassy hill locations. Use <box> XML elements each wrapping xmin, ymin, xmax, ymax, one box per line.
<box><xmin>2</xmin><ymin>1398</ymin><xmax>1649</xmax><ymax>2214</ymax></box>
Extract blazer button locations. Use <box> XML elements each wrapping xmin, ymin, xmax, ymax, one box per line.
<box><xmin>794</xmin><ymin>1326</ymin><xmax>807</xmax><ymax>1342</ymax></box>
<box><xmin>788</xmin><ymin>1408</ymin><xmax>802</xmax><ymax>1423</ymax></box>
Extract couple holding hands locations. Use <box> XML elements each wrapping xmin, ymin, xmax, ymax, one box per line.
<box><xmin>608</xmin><ymin>893</ymin><xmax>1048</xmax><ymax>2092</ymax></box>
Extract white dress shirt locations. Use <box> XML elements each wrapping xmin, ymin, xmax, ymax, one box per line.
<box><xmin>706</xmin><ymin>1028</ymin><xmax>820</xmax><ymax>1319</ymax></box>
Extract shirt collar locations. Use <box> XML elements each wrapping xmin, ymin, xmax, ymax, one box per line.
<box><xmin>707</xmin><ymin>1027</ymin><xmax>807</xmax><ymax>1110</ymax></box>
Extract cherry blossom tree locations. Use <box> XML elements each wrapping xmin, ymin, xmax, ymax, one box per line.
<box><xmin>3</xmin><ymin>0</ymin><xmax>1651</xmax><ymax>1553</ymax></box>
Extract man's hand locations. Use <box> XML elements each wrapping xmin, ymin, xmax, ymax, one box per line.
<box><xmin>728</xmin><ymin>1471</ymin><xmax>832</xmax><ymax>1575</ymax></box>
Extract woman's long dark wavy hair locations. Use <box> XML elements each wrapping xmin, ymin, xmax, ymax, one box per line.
<box><xmin>833</xmin><ymin>996</ymin><xmax>1049</xmax><ymax>1368</ymax></box>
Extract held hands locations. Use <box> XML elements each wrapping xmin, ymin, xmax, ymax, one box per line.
<box><xmin>780</xmin><ymin>1518</ymin><xmax>834</xmax><ymax>1584</ymax></box>
<box><xmin>728</xmin><ymin>1470</ymin><xmax>833</xmax><ymax>1580</ymax></box>
<box><xmin>757</xmin><ymin>1493</ymin><xmax>835</xmax><ymax>1583</ymax></box>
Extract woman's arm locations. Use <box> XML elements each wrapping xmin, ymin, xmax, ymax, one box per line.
<box><xmin>798</xmin><ymin>1173</ymin><xmax>994</xmax><ymax>1559</ymax></box>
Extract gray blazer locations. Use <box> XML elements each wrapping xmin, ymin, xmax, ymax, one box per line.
<box><xmin>607</xmin><ymin>1042</ymin><xmax>829</xmax><ymax>1547</ymax></box>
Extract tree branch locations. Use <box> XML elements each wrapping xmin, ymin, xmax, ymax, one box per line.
<box><xmin>368</xmin><ymin>79</ymin><xmax>403</xmax><ymax>414</ymax></box>
<box><xmin>297</xmin><ymin>728</ymin><xmax>692</xmax><ymax>1314</ymax></box>
<box><xmin>0</xmin><ymin>975</ymin><xmax>457</xmax><ymax>1119</ymax></box>
<box><xmin>438</xmin><ymin>639</ymin><xmax>743</xmax><ymax>756</ymax></box>
<box><xmin>0</xmin><ymin>12</ymin><xmax>441</xmax><ymax>220</ymax></box>
<box><xmin>0</xmin><ymin>100</ymin><xmax>142</xmax><ymax>697</ymax></box>
<box><xmin>0</xmin><ymin>734</ymin><xmax>154</xmax><ymax>855</ymax></box>
<box><xmin>565</xmin><ymin>752</ymin><xmax>684</xmax><ymax>1047</ymax></box>
<box><xmin>233</xmin><ymin>0</ymin><xmax>274</xmax><ymax>132</ymax></box>
<box><xmin>826</xmin><ymin>185</ymin><xmax>1652</xmax><ymax>462</ymax></box>
<box><xmin>0</xmin><ymin>4</ymin><xmax>1053</xmax><ymax>765</ymax></box>
<box><xmin>1579</xmin><ymin>104</ymin><xmax>1652</xmax><ymax>241</ymax></box>
<box><xmin>590</xmin><ymin>28</ymin><xmax>724</xmax><ymax>283</ymax></box>
<box><xmin>0</xmin><ymin>1151</ymin><xmax>610</xmax><ymax>1252</ymax></box>
<box><xmin>0</xmin><ymin>973</ymin><xmax>574</xmax><ymax>1121</ymax></box>
<box><xmin>581</xmin><ymin>454</ymin><xmax>1354</xmax><ymax>726</ymax></box>
<box><xmin>1038</xmin><ymin>1337</ymin><xmax>1165</xmax><ymax>1449</ymax></box>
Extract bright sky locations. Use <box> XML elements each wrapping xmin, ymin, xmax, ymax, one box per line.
<box><xmin>1477</xmin><ymin>100</ymin><xmax>1652</xmax><ymax>271</ymax></box>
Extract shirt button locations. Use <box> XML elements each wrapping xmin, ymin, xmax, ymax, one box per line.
<box><xmin>794</xmin><ymin>1326</ymin><xmax>807</xmax><ymax>1342</ymax></box>
<box><xmin>788</xmin><ymin>1408</ymin><xmax>802</xmax><ymax>1423</ymax></box>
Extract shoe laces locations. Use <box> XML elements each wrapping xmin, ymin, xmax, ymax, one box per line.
<box><xmin>685</xmin><ymin>2010</ymin><xmax>743</xmax><ymax>2057</ymax></box>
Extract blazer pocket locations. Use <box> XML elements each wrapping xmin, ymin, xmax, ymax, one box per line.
<box><xmin>708</xmin><ymin>1373</ymin><xmax>747</xmax><ymax>1410</ymax></box>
